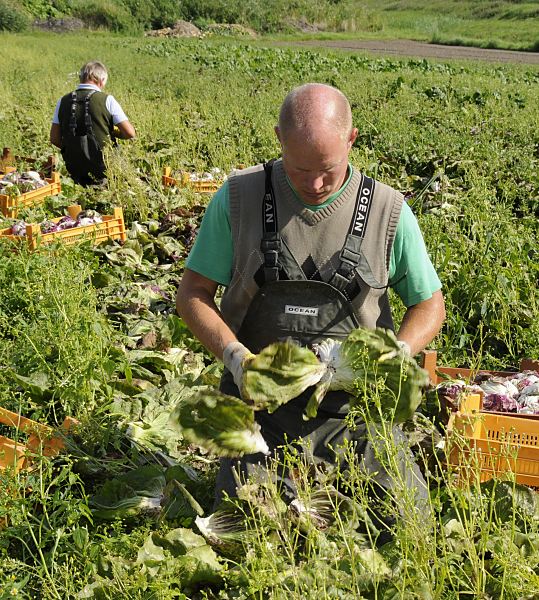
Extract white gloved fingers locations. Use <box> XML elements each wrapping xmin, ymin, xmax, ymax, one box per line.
<box><xmin>223</xmin><ymin>341</ymin><xmax>253</xmax><ymax>390</ymax></box>
<box><xmin>396</xmin><ymin>340</ymin><xmax>411</xmax><ymax>356</ymax></box>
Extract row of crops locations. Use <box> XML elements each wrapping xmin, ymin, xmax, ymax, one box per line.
<box><xmin>0</xmin><ymin>33</ymin><xmax>538</xmax><ymax>598</ymax></box>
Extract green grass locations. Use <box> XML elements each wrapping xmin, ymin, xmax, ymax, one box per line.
<box><xmin>353</xmin><ymin>0</ymin><xmax>539</xmax><ymax>50</ymax></box>
<box><xmin>0</xmin><ymin>32</ymin><xmax>538</xmax><ymax>599</ymax></box>
<box><xmin>12</xmin><ymin>0</ymin><xmax>539</xmax><ymax>50</ymax></box>
<box><xmin>264</xmin><ymin>0</ymin><xmax>539</xmax><ymax>51</ymax></box>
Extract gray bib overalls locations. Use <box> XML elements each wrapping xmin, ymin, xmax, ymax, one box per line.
<box><xmin>215</xmin><ymin>162</ymin><xmax>427</xmax><ymax>529</ymax></box>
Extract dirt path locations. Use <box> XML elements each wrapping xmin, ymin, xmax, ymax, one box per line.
<box><xmin>275</xmin><ymin>39</ymin><xmax>539</xmax><ymax>66</ymax></box>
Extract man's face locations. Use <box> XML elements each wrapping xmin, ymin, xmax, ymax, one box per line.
<box><xmin>278</xmin><ymin>127</ymin><xmax>357</xmax><ymax>205</ymax></box>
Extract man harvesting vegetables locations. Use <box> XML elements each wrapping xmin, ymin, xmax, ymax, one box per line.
<box><xmin>176</xmin><ymin>83</ymin><xmax>445</xmax><ymax>519</ymax></box>
<box><xmin>50</xmin><ymin>60</ymin><xmax>135</xmax><ymax>186</ymax></box>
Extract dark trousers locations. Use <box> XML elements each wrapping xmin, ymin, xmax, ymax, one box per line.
<box><xmin>215</xmin><ymin>377</ymin><xmax>429</xmax><ymax>539</ymax></box>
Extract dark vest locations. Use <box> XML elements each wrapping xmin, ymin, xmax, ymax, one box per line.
<box><xmin>221</xmin><ymin>160</ymin><xmax>402</xmax><ymax>341</ymax></box>
<box><xmin>58</xmin><ymin>88</ymin><xmax>113</xmax><ymax>148</ymax></box>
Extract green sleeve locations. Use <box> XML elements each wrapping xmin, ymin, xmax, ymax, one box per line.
<box><xmin>185</xmin><ymin>181</ymin><xmax>233</xmax><ymax>286</ymax></box>
<box><xmin>389</xmin><ymin>202</ymin><xmax>441</xmax><ymax>307</ymax></box>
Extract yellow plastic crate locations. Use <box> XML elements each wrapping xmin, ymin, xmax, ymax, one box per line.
<box><xmin>0</xmin><ymin>168</ymin><xmax>16</xmax><ymax>180</ymax></box>
<box><xmin>0</xmin><ymin>204</ymin><xmax>127</xmax><ymax>249</ymax></box>
<box><xmin>448</xmin><ymin>411</ymin><xmax>539</xmax><ymax>488</ymax></box>
<box><xmin>0</xmin><ymin>172</ymin><xmax>62</xmax><ymax>218</ymax></box>
<box><xmin>0</xmin><ymin>147</ymin><xmax>56</xmax><ymax>178</ymax></box>
<box><xmin>419</xmin><ymin>350</ymin><xmax>539</xmax><ymax>386</ymax></box>
<box><xmin>0</xmin><ymin>147</ymin><xmax>16</xmax><ymax>178</ymax></box>
<box><xmin>0</xmin><ymin>406</ymin><xmax>77</xmax><ymax>473</ymax></box>
<box><xmin>162</xmin><ymin>166</ymin><xmax>220</xmax><ymax>194</ymax></box>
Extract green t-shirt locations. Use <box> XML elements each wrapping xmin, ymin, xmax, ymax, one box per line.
<box><xmin>186</xmin><ymin>176</ymin><xmax>441</xmax><ymax>307</ymax></box>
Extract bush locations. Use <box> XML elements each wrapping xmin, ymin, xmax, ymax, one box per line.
<box><xmin>20</xmin><ymin>0</ymin><xmax>69</xmax><ymax>19</ymax></box>
<box><xmin>147</xmin><ymin>0</ymin><xmax>183</xmax><ymax>28</ymax></box>
<box><xmin>178</xmin><ymin>0</ymin><xmax>359</xmax><ymax>33</ymax></box>
<box><xmin>72</xmin><ymin>0</ymin><xmax>137</xmax><ymax>33</ymax></box>
<box><xmin>0</xmin><ymin>0</ymin><xmax>29</xmax><ymax>31</ymax></box>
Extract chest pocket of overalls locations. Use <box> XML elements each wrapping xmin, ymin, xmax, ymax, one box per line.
<box><xmin>237</xmin><ymin>279</ymin><xmax>359</xmax><ymax>352</ymax></box>
<box><xmin>235</xmin><ymin>161</ymin><xmax>378</xmax><ymax>354</ymax></box>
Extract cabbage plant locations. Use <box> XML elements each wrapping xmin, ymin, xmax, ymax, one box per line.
<box><xmin>307</xmin><ymin>328</ymin><xmax>430</xmax><ymax>422</ymax></box>
<box><xmin>89</xmin><ymin>465</ymin><xmax>203</xmax><ymax>520</ymax></box>
<box><xmin>242</xmin><ymin>328</ymin><xmax>429</xmax><ymax>423</ymax></box>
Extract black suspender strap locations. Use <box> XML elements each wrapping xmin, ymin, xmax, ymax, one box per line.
<box><xmin>329</xmin><ymin>174</ymin><xmax>376</xmax><ymax>294</ymax></box>
<box><xmin>255</xmin><ymin>159</ymin><xmax>308</xmax><ymax>287</ymax></box>
<box><xmin>257</xmin><ymin>165</ymin><xmax>377</xmax><ymax>293</ymax></box>
<box><xmin>83</xmin><ymin>91</ymin><xmax>96</xmax><ymax>135</ymax></box>
<box><xmin>69</xmin><ymin>91</ymin><xmax>77</xmax><ymax>136</ymax></box>
<box><xmin>261</xmin><ymin>159</ymin><xmax>281</xmax><ymax>283</ymax></box>
<box><xmin>349</xmin><ymin>174</ymin><xmax>375</xmax><ymax>239</ymax></box>
<box><xmin>68</xmin><ymin>89</ymin><xmax>97</xmax><ymax>136</ymax></box>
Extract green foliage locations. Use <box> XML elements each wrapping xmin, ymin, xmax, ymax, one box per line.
<box><xmin>120</xmin><ymin>0</ymin><xmax>183</xmax><ymax>29</ymax></box>
<box><xmin>72</xmin><ymin>0</ymin><xmax>138</xmax><ymax>32</ymax></box>
<box><xmin>0</xmin><ymin>0</ymin><xmax>28</xmax><ymax>31</ymax></box>
<box><xmin>0</xmin><ymin>32</ymin><xmax>538</xmax><ymax>599</ymax></box>
<box><xmin>9</xmin><ymin>0</ymin><xmax>539</xmax><ymax>46</ymax></box>
<box><xmin>179</xmin><ymin>0</ymin><xmax>359</xmax><ymax>33</ymax></box>
<box><xmin>21</xmin><ymin>0</ymin><xmax>70</xmax><ymax>19</ymax></box>
<box><xmin>0</xmin><ymin>242</ymin><xmax>113</xmax><ymax>419</ymax></box>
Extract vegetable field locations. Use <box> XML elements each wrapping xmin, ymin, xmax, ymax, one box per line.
<box><xmin>0</xmin><ymin>33</ymin><xmax>538</xmax><ymax>599</ymax></box>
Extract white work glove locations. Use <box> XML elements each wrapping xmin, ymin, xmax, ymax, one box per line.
<box><xmin>222</xmin><ymin>341</ymin><xmax>254</xmax><ymax>391</ymax></box>
<box><xmin>396</xmin><ymin>340</ymin><xmax>411</xmax><ymax>357</ymax></box>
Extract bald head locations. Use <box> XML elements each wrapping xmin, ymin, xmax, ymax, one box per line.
<box><xmin>277</xmin><ymin>83</ymin><xmax>353</xmax><ymax>143</ymax></box>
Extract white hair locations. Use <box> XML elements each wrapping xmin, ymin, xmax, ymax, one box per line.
<box><xmin>79</xmin><ymin>60</ymin><xmax>108</xmax><ymax>86</ymax></box>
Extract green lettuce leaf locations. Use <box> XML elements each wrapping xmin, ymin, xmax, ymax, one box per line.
<box><xmin>242</xmin><ymin>340</ymin><xmax>326</xmax><ymax>412</ymax></box>
<box><xmin>170</xmin><ymin>388</ymin><xmax>269</xmax><ymax>456</ymax></box>
<box><xmin>136</xmin><ymin>528</ymin><xmax>223</xmax><ymax>585</ymax></box>
<box><xmin>89</xmin><ymin>465</ymin><xmax>166</xmax><ymax>520</ymax></box>
<box><xmin>308</xmin><ymin>328</ymin><xmax>429</xmax><ymax>423</ymax></box>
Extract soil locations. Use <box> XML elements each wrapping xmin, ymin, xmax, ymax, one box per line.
<box><xmin>275</xmin><ymin>39</ymin><xmax>539</xmax><ymax>66</ymax></box>
<box><xmin>146</xmin><ymin>20</ymin><xmax>201</xmax><ymax>38</ymax></box>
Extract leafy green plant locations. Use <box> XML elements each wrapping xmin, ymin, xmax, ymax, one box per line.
<box><xmin>0</xmin><ymin>243</ymin><xmax>115</xmax><ymax>420</ymax></box>
<box><xmin>0</xmin><ymin>0</ymin><xmax>28</xmax><ymax>31</ymax></box>
<box><xmin>72</xmin><ymin>0</ymin><xmax>137</xmax><ymax>32</ymax></box>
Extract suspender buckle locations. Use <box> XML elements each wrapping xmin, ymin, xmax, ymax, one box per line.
<box><xmin>264</xmin><ymin>250</ymin><xmax>279</xmax><ymax>268</ymax></box>
<box><xmin>340</xmin><ymin>247</ymin><xmax>361</xmax><ymax>264</ymax></box>
<box><xmin>337</xmin><ymin>262</ymin><xmax>355</xmax><ymax>278</ymax></box>
<box><xmin>261</xmin><ymin>232</ymin><xmax>281</xmax><ymax>253</ymax></box>
<box><xmin>261</xmin><ymin>239</ymin><xmax>281</xmax><ymax>252</ymax></box>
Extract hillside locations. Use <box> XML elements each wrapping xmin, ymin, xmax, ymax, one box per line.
<box><xmin>1</xmin><ymin>0</ymin><xmax>538</xmax><ymax>51</ymax></box>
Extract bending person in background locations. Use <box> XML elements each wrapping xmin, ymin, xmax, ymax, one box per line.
<box><xmin>176</xmin><ymin>83</ymin><xmax>445</xmax><ymax>536</ymax></box>
<box><xmin>50</xmin><ymin>60</ymin><xmax>135</xmax><ymax>187</ymax></box>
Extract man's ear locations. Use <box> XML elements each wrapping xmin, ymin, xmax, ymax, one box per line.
<box><xmin>349</xmin><ymin>127</ymin><xmax>358</xmax><ymax>147</ymax></box>
<box><xmin>274</xmin><ymin>125</ymin><xmax>282</xmax><ymax>145</ymax></box>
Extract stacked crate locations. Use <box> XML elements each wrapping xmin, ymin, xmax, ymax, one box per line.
<box><xmin>0</xmin><ymin>148</ymin><xmax>61</xmax><ymax>218</ymax></box>
<box><xmin>421</xmin><ymin>350</ymin><xmax>539</xmax><ymax>488</ymax></box>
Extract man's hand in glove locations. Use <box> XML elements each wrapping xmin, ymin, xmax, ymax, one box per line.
<box><xmin>396</xmin><ymin>340</ymin><xmax>411</xmax><ymax>356</ymax></box>
<box><xmin>223</xmin><ymin>341</ymin><xmax>255</xmax><ymax>392</ymax></box>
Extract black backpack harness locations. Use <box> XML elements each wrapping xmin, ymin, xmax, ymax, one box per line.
<box><xmin>61</xmin><ymin>89</ymin><xmax>107</xmax><ymax>185</ymax></box>
<box><xmin>68</xmin><ymin>90</ymin><xmax>96</xmax><ymax>137</ymax></box>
